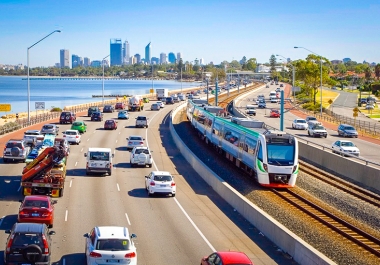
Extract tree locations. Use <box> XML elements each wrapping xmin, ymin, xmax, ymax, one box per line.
<box><xmin>269</xmin><ymin>55</ymin><xmax>277</xmax><ymax>73</ymax></box>
<box><xmin>177</xmin><ymin>58</ymin><xmax>184</xmax><ymax>73</ymax></box>
<box><xmin>240</xmin><ymin>56</ymin><xmax>247</xmax><ymax>65</ymax></box>
<box><xmin>246</xmin><ymin>58</ymin><xmax>257</xmax><ymax>71</ymax></box>
<box><xmin>230</xmin><ymin>60</ymin><xmax>241</xmax><ymax>69</ymax></box>
<box><xmin>375</xmin><ymin>64</ymin><xmax>380</xmax><ymax>80</ymax></box>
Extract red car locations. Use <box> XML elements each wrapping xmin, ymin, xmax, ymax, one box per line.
<box><xmin>201</xmin><ymin>251</ymin><xmax>253</xmax><ymax>265</ymax></box>
<box><xmin>115</xmin><ymin>102</ymin><xmax>125</xmax><ymax>110</ymax></box>
<box><xmin>270</xmin><ymin>109</ymin><xmax>280</xmax><ymax>118</ymax></box>
<box><xmin>18</xmin><ymin>195</ymin><xmax>56</xmax><ymax>228</ymax></box>
<box><xmin>104</xmin><ymin>119</ymin><xmax>117</xmax><ymax>130</ymax></box>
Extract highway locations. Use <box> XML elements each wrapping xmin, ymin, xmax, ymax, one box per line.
<box><xmin>235</xmin><ymin>83</ymin><xmax>380</xmax><ymax>164</ymax></box>
<box><xmin>0</xmin><ymin>101</ymin><xmax>293</xmax><ymax>265</ymax></box>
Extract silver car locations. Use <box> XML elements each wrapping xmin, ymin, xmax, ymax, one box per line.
<box><xmin>151</xmin><ymin>103</ymin><xmax>160</xmax><ymax>111</ymax></box>
<box><xmin>23</xmin><ymin>130</ymin><xmax>43</xmax><ymax>145</ymax></box>
<box><xmin>126</xmin><ymin>135</ymin><xmax>145</xmax><ymax>150</ymax></box>
<box><xmin>41</xmin><ymin>124</ymin><xmax>59</xmax><ymax>135</ymax></box>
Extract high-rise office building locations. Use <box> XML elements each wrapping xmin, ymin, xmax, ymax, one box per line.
<box><xmin>84</xmin><ymin>57</ymin><xmax>91</xmax><ymax>67</ymax></box>
<box><xmin>110</xmin><ymin>39</ymin><xmax>123</xmax><ymax>66</ymax></box>
<box><xmin>177</xmin><ymin>52</ymin><xmax>182</xmax><ymax>63</ymax></box>
<box><xmin>91</xmin><ymin>60</ymin><xmax>101</xmax><ymax>67</ymax></box>
<box><xmin>72</xmin><ymin>54</ymin><xmax>80</xmax><ymax>68</ymax></box>
<box><xmin>199</xmin><ymin>58</ymin><xmax>204</xmax><ymax>65</ymax></box>
<box><xmin>135</xmin><ymin>54</ymin><xmax>141</xmax><ymax>64</ymax></box>
<box><xmin>151</xmin><ymin>57</ymin><xmax>159</xmax><ymax>64</ymax></box>
<box><xmin>145</xmin><ymin>42</ymin><xmax>151</xmax><ymax>64</ymax></box>
<box><xmin>160</xmin><ymin>53</ymin><xmax>167</xmax><ymax>64</ymax></box>
<box><xmin>123</xmin><ymin>41</ymin><xmax>130</xmax><ymax>65</ymax></box>
<box><xmin>60</xmin><ymin>49</ymin><xmax>70</xmax><ymax>68</ymax></box>
<box><xmin>168</xmin><ymin>52</ymin><xmax>176</xmax><ymax>64</ymax></box>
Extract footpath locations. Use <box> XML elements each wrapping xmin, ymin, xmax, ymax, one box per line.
<box><xmin>283</xmin><ymin>83</ymin><xmax>380</xmax><ymax>146</ymax></box>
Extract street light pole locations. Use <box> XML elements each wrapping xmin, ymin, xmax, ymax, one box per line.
<box><xmin>276</xmin><ymin>54</ymin><xmax>296</xmax><ymax>98</ymax></box>
<box><xmin>102</xmin><ymin>55</ymin><xmax>110</xmax><ymax>107</ymax></box>
<box><xmin>294</xmin><ymin>46</ymin><xmax>323</xmax><ymax>116</ymax></box>
<box><xmin>27</xmin><ymin>30</ymin><xmax>61</xmax><ymax>123</ymax></box>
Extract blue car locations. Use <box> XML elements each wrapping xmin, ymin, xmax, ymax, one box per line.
<box><xmin>25</xmin><ymin>144</ymin><xmax>44</xmax><ymax>164</ymax></box>
<box><xmin>118</xmin><ymin>110</ymin><xmax>129</xmax><ymax>120</ymax></box>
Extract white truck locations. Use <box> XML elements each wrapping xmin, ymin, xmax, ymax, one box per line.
<box><xmin>156</xmin><ymin>88</ymin><xmax>169</xmax><ymax>101</ymax></box>
<box><xmin>128</xmin><ymin>96</ymin><xmax>144</xmax><ymax>111</ymax></box>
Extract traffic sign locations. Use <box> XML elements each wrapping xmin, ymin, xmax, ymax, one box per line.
<box><xmin>353</xmin><ymin>112</ymin><xmax>358</xmax><ymax>117</ymax></box>
<box><xmin>0</xmin><ymin>104</ymin><xmax>11</xmax><ymax>112</ymax></box>
<box><xmin>328</xmin><ymin>99</ymin><xmax>333</xmax><ymax>104</ymax></box>
<box><xmin>292</xmin><ymin>86</ymin><xmax>301</xmax><ymax>92</ymax></box>
<box><xmin>150</xmin><ymin>89</ymin><xmax>154</xmax><ymax>93</ymax></box>
<box><xmin>353</xmin><ymin>107</ymin><xmax>359</xmax><ymax>113</ymax></box>
<box><xmin>35</xmin><ymin>102</ymin><xmax>45</xmax><ymax>110</ymax></box>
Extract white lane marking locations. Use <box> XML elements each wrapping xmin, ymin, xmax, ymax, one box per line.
<box><xmin>146</xmin><ymin>106</ymin><xmax>215</xmax><ymax>252</ymax></box>
<box><xmin>117</xmin><ymin>183</ymin><xmax>120</xmax><ymax>191</ymax></box>
<box><xmin>93</xmin><ymin>131</ymin><xmax>96</xmax><ymax>134</ymax></box>
<box><xmin>119</xmin><ymin>132</ymin><xmax>121</xmax><ymax>135</ymax></box>
<box><xmin>70</xmin><ymin>179</ymin><xmax>73</xmax><ymax>188</ymax></box>
<box><xmin>125</xmin><ymin>213</ymin><xmax>131</xmax><ymax>226</ymax></box>
<box><xmin>17</xmin><ymin>185</ymin><xmax>21</xmax><ymax>192</ymax></box>
<box><xmin>115</xmin><ymin>140</ymin><xmax>118</xmax><ymax>143</ymax></box>
<box><xmin>81</xmin><ymin>148</ymin><xmax>83</xmax><ymax>152</ymax></box>
<box><xmin>114</xmin><ymin>150</ymin><xmax>116</xmax><ymax>155</ymax></box>
<box><xmin>87</xmin><ymin>138</ymin><xmax>90</xmax><ymax>141</ymax></box>
<box><xmin>65</xmin><ymin>210</ymin><xmax>68</xmax><ymax>221</ymax></box>
<box><xmin>75</xmin><ymin>161</ymin><xmax>78</xmax><ymax>167</ymax></box>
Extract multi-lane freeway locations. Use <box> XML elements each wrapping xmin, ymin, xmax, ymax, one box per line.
<box><xmin>0</xmin><ymin>100</ymin><xmax>295</xmax><ymax>265</ymax></box>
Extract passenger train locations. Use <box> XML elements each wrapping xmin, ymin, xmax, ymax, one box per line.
<box><xmin>186</xmin><ymin>101</ymin><xmax>299</xmax><ymax>188</ymax></box>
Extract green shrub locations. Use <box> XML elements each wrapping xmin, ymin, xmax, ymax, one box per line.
<box><xmin>51</xmin><ymin>107</ymin><xmax>62</xmax><ymax>112</ymax></box>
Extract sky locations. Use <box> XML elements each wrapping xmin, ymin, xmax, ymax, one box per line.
<box><xmin>1</xmin><ymin>0</ymin><xmax>379</xmax><ymax>67</ymax></box>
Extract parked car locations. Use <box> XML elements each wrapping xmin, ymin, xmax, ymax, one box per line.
<box><xmin>4</xmin><ymin>223</ymin><xmax>55</xmax><ymax>265</ymax></box>
<box><xmin>3</xmin><ymin>139</ymin><xmax>31</xmax><ymax>163</ymax></box>
<box><xmin>84</xmin><ymin>226</ymin><xmax>137</xmax><ymax>265</ymax></box>
<box><xmin>102</xmin><ymin>105</ymin><xmax>114</xmax><ymax>113</ymax></box>
<box><xmin>23</xmin><ymin>130</ymin><xmax>43</xmax><ymax>146</ymax></box>
<box><xmin>59</xmin><ymin>111</ymin><xmax>76</xmax><ymax>124</ymax></box>
<box><xmin>365</xmin><ymin>104</ymin><xmax>375</xmax><ymax>110</ymax></box>
<box><xmin>145</xmin><ymin>171</ymin><xmax>176</xmax><ymax>197</ymax></box>
<box><xmin>70</xmin><ymin>121</ymin><xmax>87</xmax><ymax>134</ymax></box>
<box><xmin>91</xmin><ymin>111</ymin><xmax>103</xmax><ymax>121</ymax></box>
<box><xmin>292</xmin><ymin>119</ymin><xmax>308</xmax><ymax>130</ymax></box>
<box><xmin>41</xmin><ymin>124</ymin><xmax>59</xmax><ymax>135</ymax></box>
<box><xmin>308</xmin><ymin>123</ymin><xmax>328</xmax><ymax>138</ymax></box>
<box><xmin>88</xmin><ymin>106</ymin><xmax>101</xmax><ymax>117</ymax></box>
<box><xmin>104</xmin><ymin>119</ymin><xmax>117</xmax><ymax>130</ymax></box>
<box><xmin>270</xmin><ymin>109</ymin><xmax>280</xmax><ymax>118</ymax></box>
<box><xmin>115</xmin><ymin>102</ymin><xmax>126</xmax><ymax>110</ymax></box>
<box><xmin>201</xmin><ymin>251</ymin><xmax>253</xmax><ymax>265</ymax></box>
<box><xmin>130</xmin><ymin>146</ymin><xmax>153</xmax><ymax>167</ymax></box>
<box><xmin>135</xmin><ymin>116</ymin><xmax>148</xmax><ymax>128</ymax></box>
<box><xmin>18</xmin><ymin>195</ymin><xmax>56</xmax><ymax>228</ymax></box>
<box><xmin>331</xmin><ymin>140</ymin><xmax>360</xmax><ymax>156</ymax></box>
<box><xmin>165</xmin><ymin>97</ymin><xmax>174</xmax><ymax>104</ymax></box>
<box><xmin>337</xmin><ymin>124</ymin><xmax>358</xmax><ymax>138</ymax></box>
<box><xmin>63</xmin><ymin>129</ymin><xmax>82</xmax><ymax>144</ymax></box>
<box><xmin>126</xmin><ymin>135</ymin><xmax>145</xmax><ymax>150</ymax></box>
<box><xmin>151</xmin><ymin>103</ymin><xmax>160</xmax><ymax>111</ymax></box>
<box><xmin>117</xmin><ymin>110</ymin><xmax>129</xmax><ymax>119</ymax></box>
<box><xmin>360</xmin><ymin>98</ymin><xmax>368</xmax><ymax>104</ymax></box>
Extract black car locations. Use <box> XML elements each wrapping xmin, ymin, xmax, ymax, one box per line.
<box><xmin>88</xmin><ymin>106</ymin><xmax>100</xmax><ymax>117</ymax></box>
<box><xmin>4</xmin><ymin>222</ymin><xmax>55</xmax><ymax>265</ymax></box>
<box><xmin>91</xmin><ymin>111</ymin><xmax>103</xmax><ymax>121</ymax></box>
<box><xmin>59</xmin><ymin>111</ymin><xmax>76</xmax><ymax>124</ymax></box>
<box><xmin>103</xmin><ymin>105</ymin><xmax>114</xmax><ymax>113</ymax></box>
<box><xmin>166</xmin><ymin>97</ymin><xmax>174</xmax><ymax>104</ymax></box>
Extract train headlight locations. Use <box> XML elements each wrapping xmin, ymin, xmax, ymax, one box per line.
<box><xmin>263</xmin><ymin>163</ymin><xmax>268</xmax><ymax>172</ymax></box>
<box><xmin>292</xmin><ymin>164</ymin><xmax>298</xmax><ymax>173</ymax></box>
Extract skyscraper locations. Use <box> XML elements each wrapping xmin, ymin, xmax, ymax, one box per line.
<box><xmin>177</xmin><ymin>52</ymin><xmax>182</xmax><ymax>63</ymax></box>
<box><xmin>72</xmin><ymin>54</ymin><xmax>80</xmax><ymax>68</ymax></box>
<box><xmin>110</xmin><ymin>39</ymin><xmax>122</xmax><ymax>66</ymax></box>
<box><xmin>135</xmin><ymin>54</ymin><xmax>141</xmax><ymax>64</ymax></box>
<box><xmin>123</xmin><ymin>40</ymin><xmax>130</xmax><ymax>65</ymax></box>
<box><xmin>60</xmin><ymin>49</ymin><xmax>70</xmax><ymax>68</ymax></box>
<box><xmin>145</xmin><ymin>42</ymin><xmax>151</xmax><ymax>64</ymax></box>
<box><xmin>168</xmin><ymin>52</ymin><xmax>176</xmax><ymax>64</ymax></box>
<box><xmin>160</xmin><ymin>53</ymin><xmax>167</xmax><ymax>64</ymax></box>
<box><xmin>84</xmin><ymin>57</ymin><xmax>91</xmax><ymax>67</ymax></box>
<box><xmin>151</xmin><ymin>57</ymin><xmax>159</xmax><ymax>64</ymax></box>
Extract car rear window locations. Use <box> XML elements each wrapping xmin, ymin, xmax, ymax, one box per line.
<box><xmin>25</xmin><ymin>132</ymin><xmax>39</xmax><ymax>135</ymax></box>
<box><xmin>137</xmin><ymin>117</ymin><xmax>146</xmax><ymax>120</ymax></box>
<box><xmin>89</xmin><ymin>152</ymin><xmax>110</xmax><ymax>161</ymax></box>
<box><xmin>96</xmin><ymin>239</ymin><xmax>129</xmax><ymax>251</ymax></box>
<box><xmin>6</xmin><ymin>142</ymin><xmax>22</xmax><ymax>148</ymax></box>
<box><xmin>105</xmin><ymin>120</ymin><xmax>114</xmax><ymax>124</ymax></box>
<box><xmin>65</xmin><ymin>131</ymin><xmax>77</xmax><ymax>135</ymax></box>
<box><xmin>134</xmin><ymin>149</ymin><xmax>149</xmax><ymax>154</ymax></box>
<box><xmin>43</xmin><ymin>125</ymin><xmax>54</xmax><ymax>129</ymax></box>
<box><xmin>154</xmin><ymin>175</ymin><xmax>172</xmax><ymax>181</ymax></box>
<box><xmin>12</xmin><ymin>233</ymin><xmax>44</xmax><ymax>248</ymax></box>
<box><xmin>130</xmin><ymin>137</ymin><xmax>142</xmax><ymax>141</ymax></box>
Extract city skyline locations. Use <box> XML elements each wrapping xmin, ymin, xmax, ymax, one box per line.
<box><xmin>1</xmin><ymin>0</ymin><xmax>380</xmax><ymax>67</ymax></box>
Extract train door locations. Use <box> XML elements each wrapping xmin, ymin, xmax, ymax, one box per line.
<box><xmin>237</xmin><ymin>134</ymin><xmax>245</xmax><ymax>161</ymax></box>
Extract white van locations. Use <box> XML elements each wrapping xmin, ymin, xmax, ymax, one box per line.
<box><xmin>84</xmin><ymin>148</ymin><xmax>114</xmax><ymax>176</ymax></box>
<box><xmin>269</xmin><ymin>91</ymin><xmax>277</xmax><ymax>98</ymax></box>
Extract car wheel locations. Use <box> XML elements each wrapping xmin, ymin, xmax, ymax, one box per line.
<box><xmin>325</xmin><ymin>135</ymin><xmax>327</xmax><ymax>138</ymax></box>
<box><xmin>3</xmin><ymin>158</ymin><xmax>8</xmax><ymax>163</ymax></box>
<box><xmin>308</xmin><ymin>131</ymin><xmax>310</xmax><ymax>135</ymax></box>
<box><xmin>344</xmin><ymin>133</ymin><xmax>347</xmax><ymax>137</ymax></box>
<box><xmin>49</xmin><ymin>224</ymin><xmax>53</xmax><ymax>228</ymax></box>
<box><xmin>146</xmin><ymin>125</ymin><xmax>149</xmax><ymax>128</ymax></box>
<box><xmin>172</xmin><ymin>193</ymin><xmax>176</xmax><ymax>197</ymax></box>
<box><xmin>149</xmin><ymin>163</ymin><xmax>152</xmax><ymax>168</ymax></box>
<box><xmin>148</xmin><ymin>191</ymin><xmax>153</xmax><ymax>197</ymax></box>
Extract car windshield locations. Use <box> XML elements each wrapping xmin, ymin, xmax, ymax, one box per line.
<box><xmin>12</xmin><ymin>233</ymin><xmax>44</xmax><ymax>248</ymax></box>
<box><xmin>154</xmin><ymin>175</ymin><xmax>172</xmax><ymax>181</ymax></box>
<box><xmin>72</xmin><ymin>122</ymin><xmax>82</xmax><ymax>126</ymax></box>
<box><xmin>345</xmin><ymin>126</ymin><xmax>355</xmax><ymax>130</ymax></box>
<box><xmin>96</xmin><ymin>239</ymin><xmax>129</xmax><ymax>251</ymax></box>
<box><xmin>297</xmin><ymin>120</ymin><xmax>306</xmax><ymax>123</ymax></box>
<box><xmin>89</xmin><ymin>152</ymin><xmax>109</xmax><ymax>161</ymax></box>
<box><xmin>341</xmin><ymin>142</ymin><xmax>354</xmax><ymax>147</ymax></box>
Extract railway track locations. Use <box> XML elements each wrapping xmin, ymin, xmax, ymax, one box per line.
<box><xmin>299</xmin><ymin>161</ymin><xmax>380</xmax><ymax>208</ymax></box>
<box><xmin>272</xmin><ymin>188</ymin><xmax>380</xmax><ymax>258</ymax></box>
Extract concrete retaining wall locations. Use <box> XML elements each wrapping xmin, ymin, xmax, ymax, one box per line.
<box><xmin>170</xmin><ymin>103</ymin><xmax>335</xmax><ymax>265</ymax></box>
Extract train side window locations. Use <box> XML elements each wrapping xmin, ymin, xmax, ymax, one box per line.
<box><xmin>245</xmin><ymin>137</ymin><xmax>257</xmax><ymax>154</ymax></box>
<box><xmin>213</xmin><ymin>123</ymin><xmax>221</xmax><ymax>135</ymax></box>
<box><xmin>257</xmin><ymin>142</ymin><xmax>263</xmax><ymax>161</ymax></box>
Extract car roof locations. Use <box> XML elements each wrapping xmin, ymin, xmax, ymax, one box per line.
<box><xmin>95</xmin><ymin>226</ymin><xmax>130</xmax><ymax>239</ymax></box>
<box><xmin>13</xmin><ymin>222</ymin><xmax>46</xmax><ymax>233</ymax></box>
<box><xmin>25</xmin><ymin>130</ymin><xmax>41</xmax><ymax>133</ymax></box>
<box><xmin>217</xmin><ymin>251</ymin><xmax>252</xmax><ymax>263</ymax></box>
<box><xmin>65</xmin><ymin>129</ymin><xmax>79</xmax><ymax>133</ymax></box>
<box><xmin>128</xmin><ymin>135</ymin><xmax>143</xmax><ymax>138</ymax></box>
<box><xmin>88</xmin><ymin>148</ymin><xmax>112</xmax><ymax>152</ymax></box>
<box><xmin>150</xmin><ymin>171</ymin><xmax>172</xmax><ymax>176</ymax></box>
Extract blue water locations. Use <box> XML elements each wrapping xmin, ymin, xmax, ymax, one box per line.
<box><xmin>0</xmin><ymin>76</ymin><xmax>200</xmax><ymax>114</ymax></box>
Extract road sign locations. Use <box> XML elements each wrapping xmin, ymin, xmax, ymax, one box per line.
<box><xmin>292</xmin><ymin>86</ymin><xmax>301</xmax><ymax>92</ymax></box>
<box><xmin>353</xmin><ymin>112</ymin><xmax>358</xmax><ymax>117</ymax></box>
<box><xmin>35</xmin><ymin>102</ymin><xmax>45</xmax><ymax>110</ymax></box>
<box><xmin>353</xmin><ymin>107</ymin><xmax>359</xmax><ymax>113</ymax></box>
<box><xmin>0</xmin><ymin>104</ymin><xmax>11</xmax><ymax>112</ymax></box>
<box><xmin>150</xmin><ymin>89</ymin><xmax>154</xmax><ymax>93</ymax></box>
<box><xmin>328</xmin><ymin>99</ymin><xmax>333</xmax><ymax>104</ymax></box>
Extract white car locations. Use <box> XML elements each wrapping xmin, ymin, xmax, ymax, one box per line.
<box><xmin>157</xmin><ymin>101</ymin><xmax>165</xmax><ymax>108</ymax></box>
<box><xmin>23</xmin><ymin>130</ymin><xmax>43</xmax><ymax>145</ymax></box>
<box><xmin>145</xmin><ymin>171</ymin><xmax>176</xmax><ymax>197</ymax></box>
<box><xmin>63</xmin><ymin>129</ymin><xmax>81</xmax><ymax>144</ymax></box>
<box><xmin>126</xmin><ymin>135</ymin><xmax>145</xmax><ymax>150</ymax></box>
<box><xmin>331</xmin><ymin>140</ymin><xmax>360</xmax><ymax>157</ymax></box>
<box><xmin>84</xmin><ymin>226</ymin><xmax>137</xmax><ymax>265</ymax></box>
<box><xmin>292</xmin><ymin>119</ymin><xmax>308</xmax><ymax>130</ymax></box>
<box><xmin>130</xmin><ymin>146</ymin><xmax>153</xmax><ymax>167</ymax></box>
<box><xmin>307</xmin><ymin>124</ymin><xmax>327</xmax><ymax>138</ymax></box>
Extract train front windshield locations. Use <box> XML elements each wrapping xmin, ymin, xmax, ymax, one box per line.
<box><xmin>266</xmin><ymin>143</ymin><xmax>295</xmax><ymax>166</ymax></box>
